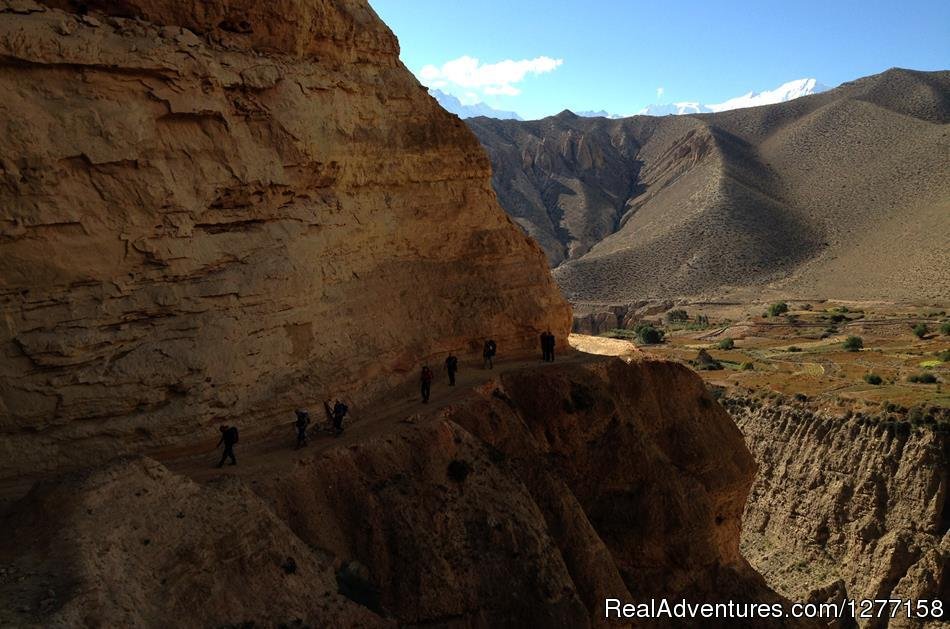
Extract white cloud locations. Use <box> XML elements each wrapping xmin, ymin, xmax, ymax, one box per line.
<box><xmin>417</xmin><ymin>55</ymin><xmax>563</xmax><ymax>99</ymax></box>
<box><xmin>656</xmin><ymin>86</ymin><xmax>665</xmax><ymax>99</ymax></box>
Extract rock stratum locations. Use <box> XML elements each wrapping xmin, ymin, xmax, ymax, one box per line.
<box><xmin>1</xmin><ymin>358</ymin><xmax>798</xmax><ymax>628</ymax></box>
<box><xmin>0</xmin><ymin>0</ymin><xmax>570</xmax><ymax>479</ymax></box>
<box><xmin>467</xmin><ymin>69</ymin><xmax>950</xmax><ymax>303</ymax></box>
<box><xmin>727</xmin><ymin>394</ymin><xmax>948</xmax><ymax>628</ymax></box>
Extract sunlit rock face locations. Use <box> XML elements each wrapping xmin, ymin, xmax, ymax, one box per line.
<box><xmin>0</xmin><ymin>0</ymin><xmax>570</xmax><ymax>477</ymax></box>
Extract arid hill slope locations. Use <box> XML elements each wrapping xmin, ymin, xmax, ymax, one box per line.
<box><xmin>0</xmin><ymin>0</ymin><xmax>569</xmax><ymax>479</ymax></box>
<box><xmin>467</xmin><ymin>69</ymin><xmax>950</xmax><ymax>302</ymax></box>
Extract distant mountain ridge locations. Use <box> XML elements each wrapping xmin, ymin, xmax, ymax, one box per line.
<box><xmin>636</xmin><ymin>78</ymin><xmax>829</xmax><ymax>115</ymax></box>
<box><xmin>467</xmin><ymin>68</ymin><xmax>950</xmax><ymax>302</ymax></box>
<box><xmin>429</xmin><ymin>89</ymin><xmax>522</xmax><ymax>120</ymax></box>
<box><xmin>432</xmin><ymin>79</ymin><xmax>829</xmax><ymax>122</ymax></box>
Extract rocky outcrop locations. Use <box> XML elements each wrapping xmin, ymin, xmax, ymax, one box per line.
<box><xmin>727</xmin><ymin>394</ymin><xmax>948</xmax><ymax>627</ymax></box>
<box><xmin>0</xmin><ymin>457</ymin><xmax>389</xmax><ymax>628</ymax></box>
<box><xmin>570</xmin><ymin>301</ymin><xmax>674</xmax><ymax>334</ymax></box>
<box><xmin>0</xmin><ymin>0</ymin><xmax>570</xmax><ymax>479</ymax></box>
<box><xmin>1</xmin><ymin>357</ymin><xmax>798</xmax><ymax>627</ymax></box>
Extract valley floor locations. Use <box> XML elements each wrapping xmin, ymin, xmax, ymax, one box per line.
<box><xmin>576</xmin><ymin>300</ymin><xmax>950</xmax><ymax>412</ymax></box>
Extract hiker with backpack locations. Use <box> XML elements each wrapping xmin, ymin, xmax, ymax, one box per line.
<box><xmin>444</xmin><ymin>353</ymin><xmax>459</xmax><ymax>386</ymax></box>
<box><xmin>294</xmin><ymin>409</ymin><xmax>310</xmax><ymax>448</ymax></box>
<box><xmin>331</xmin><ymin>399</ymin><xmax>348</xmax><ymax>435</ymax></box>
<box><xmin>216</xmin><ymin>424</ymin><xmax>239</xmax><ymax>467</ymax></box>
<box><xmin>483</xmin><ymin>339</ymin><xmax>497</xmax><ymax>369</ymax></box>
<box><xmin>421</xmin><ymin>365</ymin><xmax>434</xmax><ymax>402</ymax></box>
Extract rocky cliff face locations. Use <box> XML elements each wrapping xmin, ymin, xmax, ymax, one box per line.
<box><xmin>0</xmin><ymin>0</ymin><xmax>570</xmax><ymax>479</ymax></box>
<box><xmin>1</xmin><ymin>358</ymin><xmax>797</xmax><ymax>627</ymax></box>
<box><xmin>727</xmin><ymin>394</ymin><xmax>948</xmax><ymax>627</ymax></box>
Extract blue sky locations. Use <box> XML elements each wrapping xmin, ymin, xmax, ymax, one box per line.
<box><xmin>369</xmin><ymin>0</ymin><xmax>950</xmax><ymax>120</ymax></box>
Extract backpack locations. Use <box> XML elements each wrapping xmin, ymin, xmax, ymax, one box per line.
<box><xmin>229</xmin><ymin>426</ymin><xmax>239</xmax><ymax>444</ymax></box>
<box><xmin>487</xmin><ymin>340</ymin><xmax>496</xmax><ymax>355</ymax></box>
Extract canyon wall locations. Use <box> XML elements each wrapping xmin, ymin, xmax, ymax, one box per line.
<box><xmin>2</xmin><ymin>358</ymin><xmax>802</xmax><ymax>627</ymax></box>
<box><xmin>727</xmin><ymin>394</ymin><xmax>948</xmax><ymax>627</ymax></box>
<box><xmin>0</xmin><ymin>0</ymin><xmax>570</xmax><ymax>478</ymax></box>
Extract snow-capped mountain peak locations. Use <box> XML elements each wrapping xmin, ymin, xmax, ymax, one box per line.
<box><xmin>637</xmin><ymin>78</ymin><xmax>829</xmax><ymax>116</ymax></box>
<box><xmin>706</xmin><ymin>78</ymin><xmax>828</xmax><ymax>112</ymax></box>
<box><xmin>428</xmin><ymin>89</ymin><xmax>523</xmax><ymax>120</ymax></box>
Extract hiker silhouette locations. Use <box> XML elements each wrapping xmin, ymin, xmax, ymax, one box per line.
<box><xmin>216</xmin><ymin>424</ymin><xmax>239</xmax><ymax>467</ymax></box>
<box><xmin>421</xmin><ymin>365</ymin><xmax>434</xmax><ymax>402</ymax></box>
<box><xmin>483</xmin><ymin>339</ymin><xmax>496</xmax><ymax>369</ymax></box>
<box><xmin>294</xmin><ymin>409</ymin><xmax>310</xmax><ymax>448</ymax></box>
<box><xmin>444</xmin><ymin>354</ymin><xmax>458</xmax><ymax>386</ymax></box>
<box><xmin>331</xmin><ymin>400</ymin><xmax>348</xmax><ymax>434</ymax></box>
<box><xmin>541</xmin><ymin>330</ymin><xmax>556</xmax><ymax>362</ymax></box>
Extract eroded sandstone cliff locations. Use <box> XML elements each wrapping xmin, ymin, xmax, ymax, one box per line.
<box><xmin>0</xmin><ymin>0</ymin><xmax>570</xmax><ymax>478</ymax></box>
<box><xmin>1</xmin><ymin>358</ymin><xmax>796</xmax><ymax>628</ymax></box>
<box><xmin>727</xmin><ymin>394</ymin><xmax>948</xmax><ymax>628</ymax></box>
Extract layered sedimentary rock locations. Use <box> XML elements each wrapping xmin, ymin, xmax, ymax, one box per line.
<box><xmin>2</xmin><ymin>358</ymin><xmax>798</xmax><ymax>627</ymax></box>
<box><xmin>727</xmin><ymin>395</ymin><xmax>948</xmax><ymax>627</ymax></box>
<box><xmin>0</xmin><ymin>0</ymin><xmax>570</xmax><ymax>478</ymax></box>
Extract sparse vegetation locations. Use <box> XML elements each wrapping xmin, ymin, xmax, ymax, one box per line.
<box><xmin>940</xmin><ymin>321</ymin><xmax>950</xmax><ymax>335</ymax></box>
<box><xmin>447</xmin><ymin>459</ymin><xmax>472</xmax><ymax>482</ymax></box>
<box><xmin>843</xmin><ymin>336</ymin><xmax>863</xmax><ymax>352</ymax></box>
<box><xmin>913</xmin><ymin>323</ymin><xmax>928</xmax><ymax>339</ymax></box>
<box><xmin>768</xmin><ymin>302</ymin><xmax>789</xmax><ymax>317</ymax></box>
<box><xmin>634</xmin><ymin>323</ymin><xmax>664</xmax><ymax>345</ymax></box>
<box><xmin>666</xmin><ymin>309</ymin><xmax>689</xmax><ymax>323</ymax></box>
<box><xmin>587</xmin><ymin>303</ymin><xmax>948</xmax><ymax>413</ymax></box>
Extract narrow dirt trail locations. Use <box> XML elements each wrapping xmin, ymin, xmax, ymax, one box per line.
<box><xmin>165</xmin><ymin>350</ymin><xmax>597</xmax><ymax>486</ymax></box>
<box><xmin>0</xmin><ymin>350</ymin><xmax>598</xmax><ymax>508</ymax></box>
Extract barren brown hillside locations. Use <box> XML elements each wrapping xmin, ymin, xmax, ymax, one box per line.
<box><xmin>467</xmin><ymin>69</ymin><xmax>950</xmax><ymax>302</ymax></box>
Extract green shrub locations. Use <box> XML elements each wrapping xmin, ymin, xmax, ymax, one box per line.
<box><xmin>940</xmin><ymin>321</ymin><xmax>950</xmax><ymax>335</ymax></box>
<box><xmin>913</xmin><ymin>323</ymin><xmax>928</xmax><ymax>339</ymax></box>
<box><xmin>787</xmin><ymin>346</ymin><xmax>802</xmax><ymax>352</ymax></box>
<box><xmin>740</xmin><ymin>362</ymin><xmax>754</xmax><ymax>371</ymax></box>
<box><xmin>843</xmin><ymin>336</ymin><xmax>863</xmax><ymax>352</ymax></box>
<box><xmin>768</xmin><ymin>302</ymin><xmax>789</xmax><ymax>317</ymax></box>
<box><xmin>666</xmin><ymin>309</ymin><xmax>689</xmax><ymax>323</ymax></box>
<box><xmin>863</xmin><ymin>374</ymin><xmax>883</xmax><ymax>385</ymax></box>
<box><xmin>940</xmin><ymin>350</ymin><xmax>950</xmax><ymax>362</ymax></box>
<box><xmin>908</xmin><ymin>373</ymin><xmax>938</xmax><ymax>384</ymax></box>
<box><xmin>634</xmin><ymin>324</ymin><xmax>664</xmax><ymax>345</ymax></box>
<box><xmin>717</xmin><ymin>338</ymin><xmax>735</xmax><ymax>350</ymax></box>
